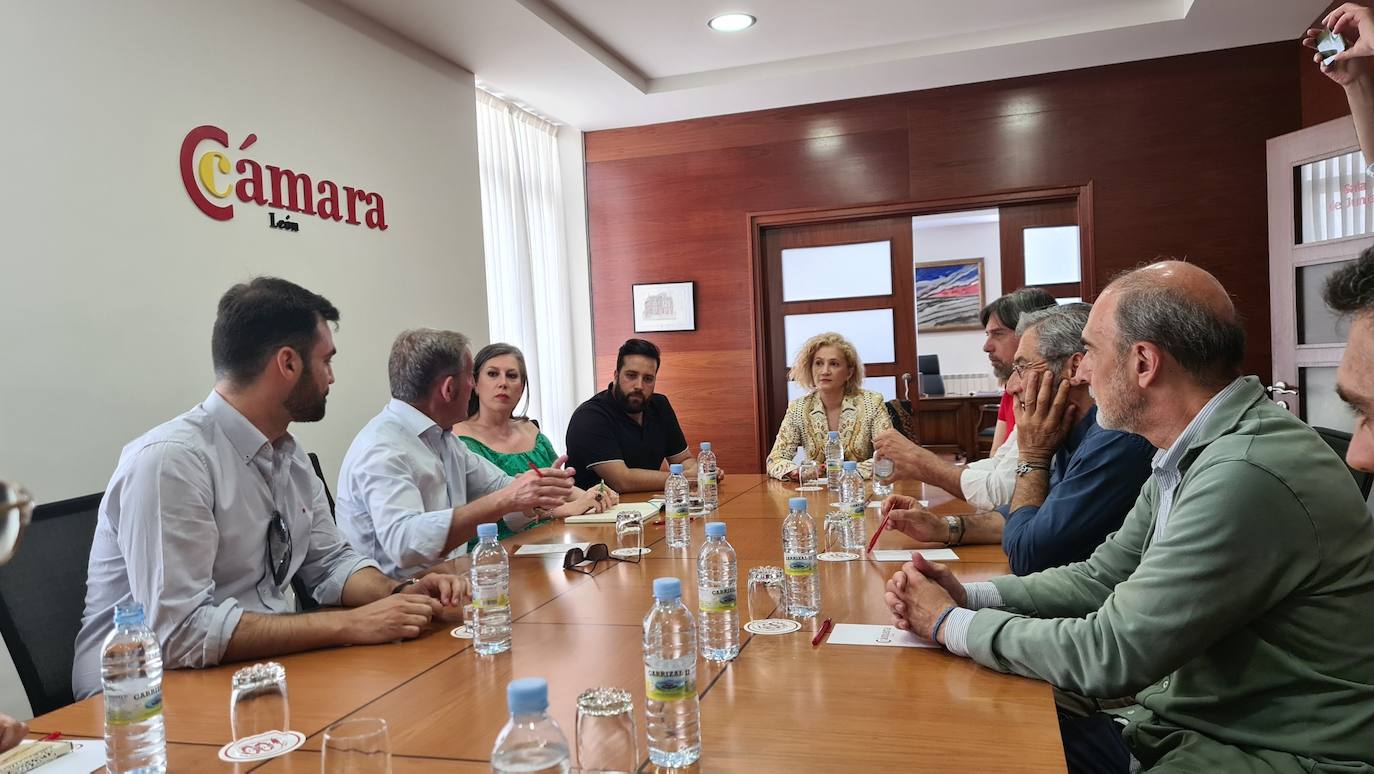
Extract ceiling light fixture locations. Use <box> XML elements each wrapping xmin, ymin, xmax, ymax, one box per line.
<box><xmin>708</xmin><ymin>12</ymin><xmax>756</xmax><ymax>32</ymax></box>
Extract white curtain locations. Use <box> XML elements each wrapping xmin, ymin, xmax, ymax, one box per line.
<box><xmin>474</xmin><ymin>89</ymin><xmax>577</xmax><ymax>450</ymax></box>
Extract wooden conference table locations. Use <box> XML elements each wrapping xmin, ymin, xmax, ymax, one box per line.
<box><xmin>29</xmin><ymin>475</ymin><xmax>1066</xmax><ymax>772</ymax></box>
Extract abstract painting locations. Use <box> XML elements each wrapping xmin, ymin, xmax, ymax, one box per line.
<box><xmin>914</xmin><ymin>258</ymin><xmax>985</xmax><ymax>333</ymax></box>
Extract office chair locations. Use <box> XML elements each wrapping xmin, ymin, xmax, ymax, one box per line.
<box><xmin>917</xmin><ymin>354</ymin><xmax>945</xmax><ymax>397</ymax></box>
<box><xmin>0</xmin><ymin>492</ymin><xmax>102</xmax><ymax>715</ymax></box>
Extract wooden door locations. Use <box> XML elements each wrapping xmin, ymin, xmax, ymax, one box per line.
<box><xmin>998</xmin><ymin>199</ymin><xmax>1091</xmax><ymax>301</ymax></box>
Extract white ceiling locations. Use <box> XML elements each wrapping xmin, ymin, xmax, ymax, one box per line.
<box><xmin>333</xmin><ymin>0</ymin><xmax>1325</xmax><ymax>131</ymax></box>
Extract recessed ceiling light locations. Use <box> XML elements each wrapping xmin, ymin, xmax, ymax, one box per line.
<box><xmin>708</xmin><ymin>12</ymin><xmax>756</xmax><ymax>32</ymax></box>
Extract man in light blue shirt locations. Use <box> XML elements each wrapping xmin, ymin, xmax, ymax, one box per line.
<box><xmin>336</xmin><ymin>329</ymin><xmax>574</xmax><ymax>579</ymax></box>
<box><xmin>73</xmin><ymin>278</ymin><xmax>467</xmax><ymax>699</ymax></box>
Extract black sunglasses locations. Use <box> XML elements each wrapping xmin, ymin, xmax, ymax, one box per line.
<box><xmin>265</xmin><ymin>510</ymin><xmax>293</xmax><ymax>586</ymax></box>
<box><xmin>563</xmin><ymin>543</ymin><xmax>634</xmax><ymax>574</ymax></box>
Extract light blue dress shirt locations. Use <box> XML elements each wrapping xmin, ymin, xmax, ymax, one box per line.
<box><xmin>72</xmin><ymin>391</ymin><xmax>379</xmax><ymax>699</ymax></box>
<box><xmin>335</xmin><ymin>399</ymin><xmax>524</xmax><ymax>579</ymax></box>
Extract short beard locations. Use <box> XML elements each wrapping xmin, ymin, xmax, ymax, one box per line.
<box><xmin>991</xmin><ymin>360</ymin><xmax>1012</xmax><ymax>382</ymax></box>
<box><xmin>612</xmin><ymin>381</ymin><xmax>645</xmax><ymax>414</ymax></box>
<box><xmin>285</xmin><ymin>361</ymin><xmax>327</xmax><ymax>422</ymax></box>
<box><xmin>1091</xmin><ymin>369</ymin><xmax>1144</xmax><ymax>434</ymax></box>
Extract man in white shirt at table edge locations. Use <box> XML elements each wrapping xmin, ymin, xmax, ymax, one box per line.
<box><xmin>71</xmin><ymin>277</ymin><xmax>469</xmax><ymax>700</ymax></box>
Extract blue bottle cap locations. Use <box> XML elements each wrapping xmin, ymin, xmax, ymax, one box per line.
<box><xmin>507</xmin><ymin>677</ymin><xmax>549</xmax><ymax>714</ymax></box>
<box><xmin>652</xmin><ymin>577</ymin><xmax>682</xmax><ymax>600</ymax></box>
<box><xmin>669</xmin><ymin>463</ymin><xmax>684</xmax><ymax>475</ymax></box>
<box><xmin>113</xmin><ymin>601</ymin><xmax>145</xmax><ymax>627</ymax></box>
<box><xmin>700</xmin><ymin>442</ymin><xmax>712</xmax><ymax>451</ymax></box>
<box><xmin>828</xmin><ymin>430</ymin><xmax>840</xmax><ymax>439</ymax></box>
<box><xmin>705</xmin><ymin>521</ymin><xmax>726</xmax><ymax>538</ymax></box>
<box><xmin>788</xmin><ymin>497</ymin><xmax>808</xmax><ymax>511</ymax></box>
<box><xmin>842</xmin><ymin>460</ymin><xmax>858</xmax><ymax>472</ymax></box>
<box><xmin>477</xmin><ymin>523</ymin><xmax>498</xmax><ymax>539</ymax></box>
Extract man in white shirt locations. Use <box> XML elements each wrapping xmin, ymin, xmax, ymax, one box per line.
<box><xmin>336</xmin><ymin>329</ymin><xmax>574</xmax><ymax>579</ymax></box>
<box><xmin>73</xmin><ymin>278</ymin><xmax>468</xmax><ymax>699</ymax></box>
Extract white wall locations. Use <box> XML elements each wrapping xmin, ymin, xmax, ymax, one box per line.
<box><xmin>559</xmin><ymin>128</ymin><xmax>598</xmax><ymax>403</ymax></box>
<box><xmin>912</xmin><ymin>218</ymin><xmax>1003</xmax><ymax>379</ymax></box>
<box><xmin>0</xmin><ymin>0</ymin><xmax>487</xmax><ymax>717</ymax></box>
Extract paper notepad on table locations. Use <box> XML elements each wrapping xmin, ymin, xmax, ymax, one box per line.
<box><xmin>868</xmin><ymin>499</ymin><xmax>927</xmax><ymax>508</ymax></box>
<box><xmin>0</xmin><ymin>739</ymin><xmax>106</xmax><ymax>774</ymax></box>
<box><xmin>825</xmin><ymin>623</ymin><xmax>939</xmax><ymax>649</ymax></box>
<box><xmin>515</xmin><ymin>542</ymin><xmax>590</xmax><ymax>556</ymax></box>
<box><xmin>565</xmin><ymin>500</ymin><xmax>661</xmax><ymax>524</ymax></box>
<box><xmin>870</xmin><ymin>548</ymin><xmax>959</xmax><ymax>562</ymax></box>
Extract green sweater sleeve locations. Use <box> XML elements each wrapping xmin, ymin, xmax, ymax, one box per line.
<box><xmin>968</xmin><ymin>459</ymin><xmax>1318</xmax><ymax>699</ymax></box>
<box><xmin>991</xmin><ymin>481</ymin><xmax>1157</xmax><ymax>619</ymax></box>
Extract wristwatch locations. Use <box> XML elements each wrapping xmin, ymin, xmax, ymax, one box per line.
<box><xmin>943</xmin><ymin>515</ymin><xmax>965</xmax><ymax>547</ymax></box>
<box><xmin>391</xmin><ymin>578</ymin><xmax>420</xmax><ymax>595</ymax></box>
<box><xmin>1015</xmin><ymin>460</ymin><xmax>1051</xmax><ymax>477</ymax></box>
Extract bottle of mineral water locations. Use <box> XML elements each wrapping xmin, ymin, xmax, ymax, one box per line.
<box><xmin>491</xmin><ymin>677</ymin><xmax>571</xmax><ymax>774</ymax></box>
<box><xmin>839</xmin><ymin>460</ymin><xmax>867</xmax><ymax>552</ymax></box>
<box><xmin>697</xmin><ymin>522</ymin><xmax>739</xmax><ymax>662</ymax></box>
<box><xmin>824</xmin><ymin>431</ymin><xmax>843</xmax><ymax>492</ymax></box>
<box><xmin>471</xmin><ymin>523</ymin><xmax>512</xmax><ymax>655</ymax></box>
<box><xmin>102</xmin><ymin>602</ymin><xmax>166</xmax><ymax>774</ymax></box>
<box><xmin>782</xmin><ymin>497</ymin><xmax>820</xmax><ymax>618</ymax></box>
<box><xmin>665</xmin><ymin>463</ymin><xmax>691</xmax><ymax>549</ymax></box>
<box><xmin>697</xmin><ymin>442</ymin><xmax>719</xmax><ymax>512</ymax></box>
<box><xmin>643</xmin><ymin>577</ymin><xmax>701</xmax><ymax>767</ymax></box>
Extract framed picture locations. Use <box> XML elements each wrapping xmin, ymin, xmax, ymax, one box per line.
<box><xmin>633</xmin><ymin>281</ymin><xmax>696</xmax><ymax>332</ymax></box>
<box><xmin>914</xmin><ymin>258</ymin><xmax>985</xmax><ymax>333</ymax></box>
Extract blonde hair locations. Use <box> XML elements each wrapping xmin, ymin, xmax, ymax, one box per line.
<box><xmin>790</xmin><ymin>332</ymin><xmax>864</xmax><ymax>396</ymax></box>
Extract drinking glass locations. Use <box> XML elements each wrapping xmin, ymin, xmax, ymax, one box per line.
<box><xmin>797</xmin><ymin>460</ymin><xmax>818</xmax><ymax>486</ymax></box>
<box><xmin>746</xmin><ymin>566</ymin><xmax>785</xmax><ymax>621</ymax></box>
<box><xmin>322</xmin><ymin>718</ymin><xmax>391</xmax><ymax>774</ymax></box>
<box><xmin>823</xmin><ymin>512</ymin><xmax>852</xmax><ymax>555</ymax></box>
<box><xmin>575</xmin><ymin>687</ymin><xmax>637</xmax><ymax>773</ymax></box>
<box><xmin>872</xmin><ymin>455</ymin><xmax>894</xmax><ymax>498</ymax></box>
<box><xmin>230</xmin><ymin>662</ymin><xmax>289</xmax><ymax>740</ymax></box>
<box><xmin>614</xmin><ymin>511</ymin><xmax>643</xmax><ymax>557</ymax></box>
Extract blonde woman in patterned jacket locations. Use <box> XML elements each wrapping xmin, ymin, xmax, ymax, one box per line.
<box><xmin>766</xmin><ymin>332</ymin><xmax>892</xmax><ymax>480</ymax></box>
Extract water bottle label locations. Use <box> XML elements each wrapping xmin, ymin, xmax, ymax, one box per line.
<box><xmin>825</xmin><ymin>460</ymin><xmax>841</xmax><ymax>476</ymax></box>
<box><xmin>698</xmin><ymin>584</ymin><xmax>737</xmax><ymax>613</ymax></box>
<box><xmin>473</xmin><ymin>583</ymin><xmax>509</xmax><ymax>610</ymax></box>
<box><xmin>700</xmin><ymin>472</ymin><xmax>716</xmax><ymax>488</ymax></box>
<box><xmin>645</xmin><ymin>664</ymin><xmax>696</xmax><ymax>702</ymax></box>
<box><xmin>668</xmin><ymin>505</ymin><xmax>689</xmax><ymax>520</ymax></box>
<box><xmin>850</xmin><ymin>503</ymin><xmax>865</xmax><ymax>519</ymax></box>
<box><xmin>104</xmin><ymin>682</ymin><xmax>163</xmax><ymax>726</ymax></box>
<box><xmin>784</xmin><ymin>552</ymin><xmax>816</xmax><ymax>577</ymax></box>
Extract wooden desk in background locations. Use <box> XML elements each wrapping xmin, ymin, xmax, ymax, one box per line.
<box><xmin>915</xmin><ymin>393</ymin><xmax>1002</xmax><ymax>461</ymax></box>
<box><xmin>29</xmin><ymin>475</ymin><xmax>1064</xmax><ymax>772</ymax></box>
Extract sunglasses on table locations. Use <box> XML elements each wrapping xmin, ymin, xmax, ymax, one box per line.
<box><xmin>562</xmin><ymin>542</ymin><xmax>636</xmax><ymax>574</ymax></box>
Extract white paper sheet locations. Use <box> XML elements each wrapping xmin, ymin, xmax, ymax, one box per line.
<box><xmin>825</xmin><ymin>623</ymin><xmax>939</xmax><ymax>649</ymax></box>
<box><xmin>869</xmin><ymin>548</ymin><xmax>959</xmax><ymax>562</ymax></box>
<box><xmin>15</xmin><ymin>738</ymin><xmax>107</xmax><ymax>773</ymax></box>
<box><xmin>514</xmin><ymin>542</ymin><xmax>590</xmax><ymax>556</ymax></box>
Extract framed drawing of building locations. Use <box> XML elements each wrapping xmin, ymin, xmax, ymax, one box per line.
<box><xmin>632</xmin><ymin>281</ymin><xmax>696</xmax><ymax>332</ymax></box>
<box><xmin>914</xmin><ymin>258</ymin><xmax>985</xmax><ymax>333</ymax></box>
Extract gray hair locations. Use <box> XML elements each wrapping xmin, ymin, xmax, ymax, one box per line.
<box><xmin>1110</xmin><ymin>272</ymin><xmax>1245</xmax><ymax>388</ymax></box>
<box><xmin>388</xmin><ymin>329</ymin><xmax>470</xmax><ymax>402</ymax></box>
<box><xmin>1017</xmin><ymin>303</ymin><xmax>1091</xmax><ymax>372</ymax></box>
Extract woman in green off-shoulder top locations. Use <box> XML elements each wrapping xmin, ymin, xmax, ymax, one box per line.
<box><xmin>454</xmin><ymin>344</ymin><xmax>618</xmax><ymax>550</ymax></box>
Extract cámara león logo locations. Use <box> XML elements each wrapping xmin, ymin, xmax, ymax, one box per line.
<box><xmin>179</xmin><ymin>124</ymin><xmax>387</xmax><ymax>231</ymax></box>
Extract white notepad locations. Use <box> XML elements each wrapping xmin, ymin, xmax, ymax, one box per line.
<box><xmin>869</xmin><ymin>548</ymin><xmax>959</xmax><ymax>562</ymax></box>
<box><xmin>565</xmin><ymin>501</ymin><xmax>661</xmax><ymax>524</ymax></box>
<box><xmin>825</xmin><ymin>623</ymin><xmax>939</xmax><ymax>649</ymax></box>
<box><xmin>514</xmin><ymin>542</ymin><xmax>590</xmax><ymax>556</ymax></box>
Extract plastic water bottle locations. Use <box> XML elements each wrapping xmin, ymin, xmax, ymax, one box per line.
<box><xmin>872</xmin><ymin>454</ymin><xmax>894</xmax><ymax>498</ymax></box>
<box><xmin>824</xmin><ymin>431</ymin><xmax>843</xmax><ymax>492</ymax></box>
<box><xmin>697</xmin><ymin>442</ymin><xmax>719</xmax><ymax>512</ymax></box>
<box><xmin>782</xmin><ymin>497</ymin><xmax>820</xmax><ymax>618</ymax></box>
<box><xmin>471</xmin><ymin>523</ymin><xmax>512</xmax><ymax>655</ymax></box>
<box><xmin>697</xmin><ymin>522</ymin><xmax>739</xmax><ymax>662</ymax></box>
<box><xmin>665</xmin><ymin>464</ymin><xmax>691</xmax><ymax>549</ymax></box>
<box><xmin>643</xmin><ymin>578</ymin><xmax>701</xmax><ymax>767</ymax></box>
<box><xmin>839</xmin><ymin>460</ymin><xmax>867</xmax><ymax>552</ymax></box>
<box><xmin>102</xmin><ymin>602</ymin><xmax>166</xmax><ymax>774</ymax></box>
<box><xmin>491</xmin><ymin>677</ymin><xmax>571</xmax><ymax>774</ymax></box>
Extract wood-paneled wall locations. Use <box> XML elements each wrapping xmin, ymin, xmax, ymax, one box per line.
<box><xmin>585</xmin><ymin>42</ymin><xmax>1303</xmax><ymax>474</ymax></box>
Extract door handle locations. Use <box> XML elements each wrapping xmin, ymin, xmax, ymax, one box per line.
<box><xmin>1266</xmin><ymin>381</ymin><xmax>1297</xmax><ymax>396</ymax></box>
<box><xmin>902</xmin><ymin>373</ymin><xmax>912</xmax><ymax>401</ymax></box>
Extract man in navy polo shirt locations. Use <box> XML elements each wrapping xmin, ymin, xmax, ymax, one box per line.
<box><xmin>566</xmin><ymin>338</ymin><xmax>723</xmax><ymax>493</ymax></box>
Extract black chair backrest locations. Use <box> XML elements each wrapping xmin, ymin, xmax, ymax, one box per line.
<box><xmin>1313</xmin><ymin>426</ymin><xmax>1374</xmax><ymax>499</ymax></box>
<box><xmin>919</xmin><ymin>373</ymin><xmax>946</xmax><ymax>397</ymax></box>
<box><xmin>0</xmin><ymin>492</ymin><xmax>101</xmax><ymax>715</ymax></box>
<box><xmin>917</xmin><ymin>354</ymin><xmax>941</xmax><ymax>376</ymax></box>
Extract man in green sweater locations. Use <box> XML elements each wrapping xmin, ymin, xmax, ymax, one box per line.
<box><xmin>885</xmin><ymin>261</ymin><xmax>1374</xmax><ymax>772</ymax></box>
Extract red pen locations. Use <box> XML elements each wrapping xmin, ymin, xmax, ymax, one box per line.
<box><xmin>866</xmin><ymin>511</ymin><xmax>892</xmax><ymax>554</ymax></box>
<box><xmin>811</xmin><ymin>617</ymin><xmax>833</xmax><ymax>647</ymax></box>
<box><xmin>526</xmin><ymin>461</ymin><xmax>543</xmax><ymax>477</ymax></box>
<box><xmin>40</xmin><ymin>732</ymin><xmax>62</xmax><ymax>741</ymax></box>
